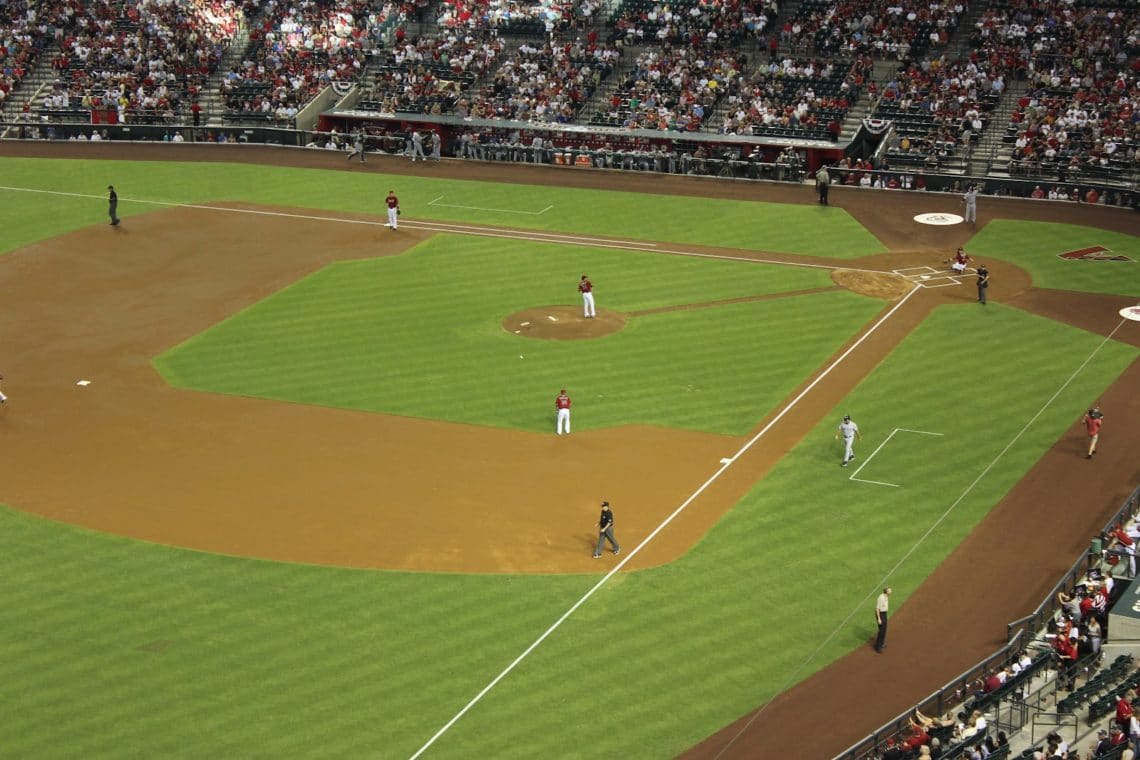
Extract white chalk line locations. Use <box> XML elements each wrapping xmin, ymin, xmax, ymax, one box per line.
<box><xmin>428</xmin><ymin>195</ymin><xmax>553</xmax><ymax>215</ymax></box>
<box><xmin>711</xmin><ymin>317</ymin><xmax>1130</xmax><ymax>758</ymax></box>
<box><xmin>849</xmin><ymin>428</ymin><xmax>944</xmax><ymax>487</ymax></box>
<box><xmin>0</xmin><ymin>185</ymin><xmax>921</xmax><ymax>275</ymax></box>
<box><xmin>408</xmin><ymin>284</ymin><xmax>925</xmax><ymax>759</ymax></box>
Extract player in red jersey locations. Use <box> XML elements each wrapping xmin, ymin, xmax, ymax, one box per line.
<box><xmin>555</xmin><ymin>389</ymin><xmax>571</xmax><ymax>434</ymax></box>
<box><xmin>578</xmin><ymin>275</ymin><xmax>595</xmax><ymax>318</ymax></box>
<box><xmin>1084</xmin><ymin>404</ymin><xmax>1103</xmax><ymax>458</ymax></box>
<box><xmin>385</xmin><ymin>190</ymin><xmax>400</xmax><ymax>230</ymax></box>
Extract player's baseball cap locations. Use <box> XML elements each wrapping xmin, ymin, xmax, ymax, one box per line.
<box><xmin>843</xmin><ymin>415</ymin><xmax>851</xmax><ymax>421</ymax></box>
<box><xmin>601</xmin><ymin>501</ymin><xmax>609</xmax><ymax>507</ymax></box>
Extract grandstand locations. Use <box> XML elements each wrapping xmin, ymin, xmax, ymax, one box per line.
<box><xmin>0</xmin><ymin>0</ymin><xmax>1133</xmax><ymax>201</ymax></box>
<box><xmin>0</xmin><ymin>4</ymin><xmax>1136</xmax><ymax>752</ymax></box>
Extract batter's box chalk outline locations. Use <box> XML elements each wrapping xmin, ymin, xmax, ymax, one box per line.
<box><xmin>849</xmin><ymin>428</ymin><xmax>944</xmax><ymax>487</ymax></box>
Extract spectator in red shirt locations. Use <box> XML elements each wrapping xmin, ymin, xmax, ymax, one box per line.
<box><xmin>983</xmin><ymin>670</ymin><xmax>1002</xmax><ymax>693</ymax></box>
<box><xmin>903</xmin><ymin>723</ymin><xmax>929</xmax><ymax>750</ymax></box>
<box><xmin>1116</xmin><ymin>690</ymin><xmax>1136</xmax><ymax>734</ymax></box>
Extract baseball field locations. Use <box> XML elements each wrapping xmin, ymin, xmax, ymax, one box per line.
<box><xmin>0</xmin><ymin>143</ymin><xmax>1137</xmax><ymax>759</ymax></box>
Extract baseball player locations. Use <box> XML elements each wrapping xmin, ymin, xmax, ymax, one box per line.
<box><xmin>594</xmin><ymin>501</ymin><xmax>620</xmax><ymax>558</ymax></box>
<box><xmin>555</xmin><ymin>389</ymin><xmax>571</xmax><ymax>434</ymax></box>
<box><xmin>0</xmin><ymin>372</ymin><xmax>7</xmax><ymax>404</ymax></box>
<box><xmin>836</xmin><ymin>414</ymin><xmax>861</xmax><ymax>466</ymax></box>
<box><xmin>346</xmin><ymin>130</ymin><xmax>366</xmax><ymax>163</ymax></box>
<box><xmin>1084</xmin><ymin>405</ymin><xmax>1104</xmax><ymax>458</ymax></box>
<box><xmin>962</xmin><ymin>184</ymin><xmax>979</xmax><ymax>225</ymax></box>
<box><xmin>410</xmin><ymin>130</ymin><xmax>426</xmax><ymax>161</ymax></box>
<box><xmin>430</xmin><ymin>131</ymin><xmax>441</xmax><ymax>161</ymax></box>
<box><xmin>107</xmin><ymin>185</ymin><xmax>120</xmax><ymax>226</ymax></box>
<box><xmin>950</xmin><ymin>246</ymin><xmax>971</xmax><ymax>274</ymax></box>
<box><xmin>385</xmin><ymin>190</ymin><xmax>400</xmax><ymax>230</ymax></box>
<box><xmin>578</xmin><ymin>275</ymin><xmax>596</xmax><ymax>318</ymax></box>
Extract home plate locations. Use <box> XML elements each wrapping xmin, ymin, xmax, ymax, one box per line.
<box><xmin>76</xmin><ymin>380</ymin><xmax>91</xmax><ymax>386</ymax></box>
<box><xmin>921</xmin><ymin>275</ymin><xmax>930</xmax><ymax>280</ymax></box>
<box><xmin>547</xmin><ymin>315</ymin><xmax>558</xmax><ymax>322</ymax></box>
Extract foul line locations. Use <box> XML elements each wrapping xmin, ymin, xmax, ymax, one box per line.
<box><xmin>712</xmin><ymin>317</ymin><xmax>1130</xmax><ymax>759</ymax></box>
<box><xmin>408</xmin><ymin>284</ymin><xmax>924</xmax><ymax>758</ymax></box>
<box><xmin>428</xmin><ymin>195</ymin><xmax>553</xmax><ymax>215</ymax></box>
<box><xmin>0</xmin><ymin>185</ymin><xmax>924</xmax><ymax>274</ymax></box>
<box><xmin>849</xmin><ymin>428</ymin><xmax>944</xmax><ymax>487</ymax></box>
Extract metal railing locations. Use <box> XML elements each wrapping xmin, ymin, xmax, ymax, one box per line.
<box><xmin>835</xmin><ymin>484</ymin><xmax>1140</xmax><ymax>760</ymax></box>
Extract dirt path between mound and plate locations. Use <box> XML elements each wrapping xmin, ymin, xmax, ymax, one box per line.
<box><xmin>0</xmin><ymin>143</ymin><xmax>1136</xmax><ymax>758</ymax></box>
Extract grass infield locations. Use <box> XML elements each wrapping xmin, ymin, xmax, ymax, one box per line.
<box><xmin>154</xmin><ymin>234</ymin><xmax>880</xmax><ymax>434</ymax></box>
<box><xmin>966</xmin><ymin>220</ymin><xmax>1139</xmax><ymax>296</ymax></box>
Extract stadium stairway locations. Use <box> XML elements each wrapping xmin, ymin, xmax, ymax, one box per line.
<box><xmin>969</xmin><ymin>79</ymin><xmax>1027</xmax><ymax>177</ymax></box>
<box><xmin>0</xmin><ymin>46</ymin><xmax>61</xmax><ymax>134</ymax></box>
<box><xmin>202</xmin><ymin>19</ymin><xmax>253</xmax><ymax>127</ymax></box>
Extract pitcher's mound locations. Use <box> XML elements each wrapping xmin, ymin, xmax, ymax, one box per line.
<box><xmin>832</xmin><ymin>269</ymin><xmax>913</xmax><ymax>300</ymax></box>
<box><xmin>504</xmin><ymin>306</ymin><xmax>626</xmax><ymax>339</ymax></box>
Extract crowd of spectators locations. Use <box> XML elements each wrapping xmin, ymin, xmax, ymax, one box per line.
<box><xmin>965</xmin><ymin>0</ymin><xmax>1138</xmax><ymax>182</ymax></box>
<box><xmin>607</xmin><ymin>0</ymin><xmax>780</xmax><ymax>48</ymax></box>
<box><xmin>719</xmin><ymin>55</ymin><xmax>871</xmax><ymax>139</ymax></box>
<box><xmin>43</xmin><ymin>0</ymin><xmax>245</xmax><ymax>124</ymax></box>
<box><xmin>464</xmin><ymin>36</ymin><xmax>621</xmax><ymax>121</ymax></box>
<box><xmin>0</xmin><ymin>1</ymin><xmax>74</xmax><ymax>113</ymax></box>
<box><xmin>359</xmin><ymin>31</ymin><xmax>504</xmax><ymax>114</ymax></box>
<box><xmin>589</xmin><ymin>43</ymin><xmax>744</xmax><ymax>130</ymax></box>
<box><xmin>871</xmin><ymin>56</ymin><xmax>1006</xmax><ymax>168</ymax></box>
<box><xmin>435</xmin><ymin>0</ymin><xmax>605</xmax><ymax>35</ymax></box>
<box><xmin>222</xmin><ymin>0</ymin><xmax>411</xmax><ymax>122</ymax></box>
<box><xmin>783</xmin><ymin>0</ymin><xmax>965</xmax><ymax>60</ymax></box>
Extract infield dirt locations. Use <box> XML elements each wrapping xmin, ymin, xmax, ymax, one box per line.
<box><xmin>1</xmin><ymin>143</ymin><xmax>1137</xmax><ymax>758</ymax></box>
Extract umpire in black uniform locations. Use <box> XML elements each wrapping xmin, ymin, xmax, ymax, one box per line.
<box><xmin>107</xmin><ymin>185</ymin><xmax>120</xmax><ymax>226</ymax></box>
<box><xmin>593</xmin><ymin>501</ymin><xmax>620</xmax><ymax>558</ymax></box>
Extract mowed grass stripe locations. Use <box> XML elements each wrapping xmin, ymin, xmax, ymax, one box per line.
<box><xmin>409</xmin><ymin>304</ymin><xmax>1136</xmax><ymax>759</ymax></box>
<box><xmin>0</xmin><ymin>158</ymin><xmax>885</xmax><ymax>257</ymax></box>
<box><xmin>0</xmin><ymin>509</ymin><xmax>598</xmax><ymax>757</ymax></box>
<box><xmin>967</xmin><ymin>220</ymin><xmax>1139</xmax><ymax>296</ymax></box>
<box><xmin>156</xmin><ymin>236</ymin><xmax>881</xmax><ymax>434</ymax></box>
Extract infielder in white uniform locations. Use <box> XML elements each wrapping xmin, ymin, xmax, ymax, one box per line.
<box><xmin>836</xmin><ymin>414</ymin><xmax>861</xmax><ymax>466</ymax></box>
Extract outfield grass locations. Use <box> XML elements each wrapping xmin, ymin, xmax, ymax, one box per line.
<box><xmin>155</xmin><ymin>234</ymin><xmax>882</xmax><ymax>434</ymax></box>
<box><xmin>1</xmin><ymin>303</ymin><xmax>1133</xmax><ymax>758</ymax></box>
<box><xmin>0</xmin><ymin>157</ymin><xmax>885</xmax><ymax>257</ymax></box>
<box><xmin>3</xmin><ymin>155</ymin><xmax>1138</xmax><ymax>757</ymax></box>
<box><xmin>967</xmin><ymin>220</ymin><xmax>1140</xmax><ymax>296</ymax></box>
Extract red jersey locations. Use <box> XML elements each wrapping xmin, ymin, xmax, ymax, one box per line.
<box><xmin>1117</xmin><ymin>696</ymin><xmax>1133</xmax><ymax>724</ymax></box>
<box><xmin>1085</xmin><ymin>414</ymin><xmax>1103</xmax><ymax>436</ymax></box>
<box><xmin>555</xmin><ymin>393</ymin><xmax>571</xmax><ymax>410</ymax></box>
<box><xmin>386</xmin><ymin>193</ymin><xmax>399</xmax><ymax>209</ymax></box>
<box><xmin>955</xmin><ymin>250</ymin><xmax>969</xmax><ymax>266</ymax></box>
<box><xmin>578</xmin><ymin>278</ymin><xmax>592</xmax><ymax>294</ymax></box>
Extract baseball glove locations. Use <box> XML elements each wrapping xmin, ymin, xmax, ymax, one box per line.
<box><xmin>397</xmin><ymin>209</ymin><xmax>401</xmax><ymax>216</ymax></box>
